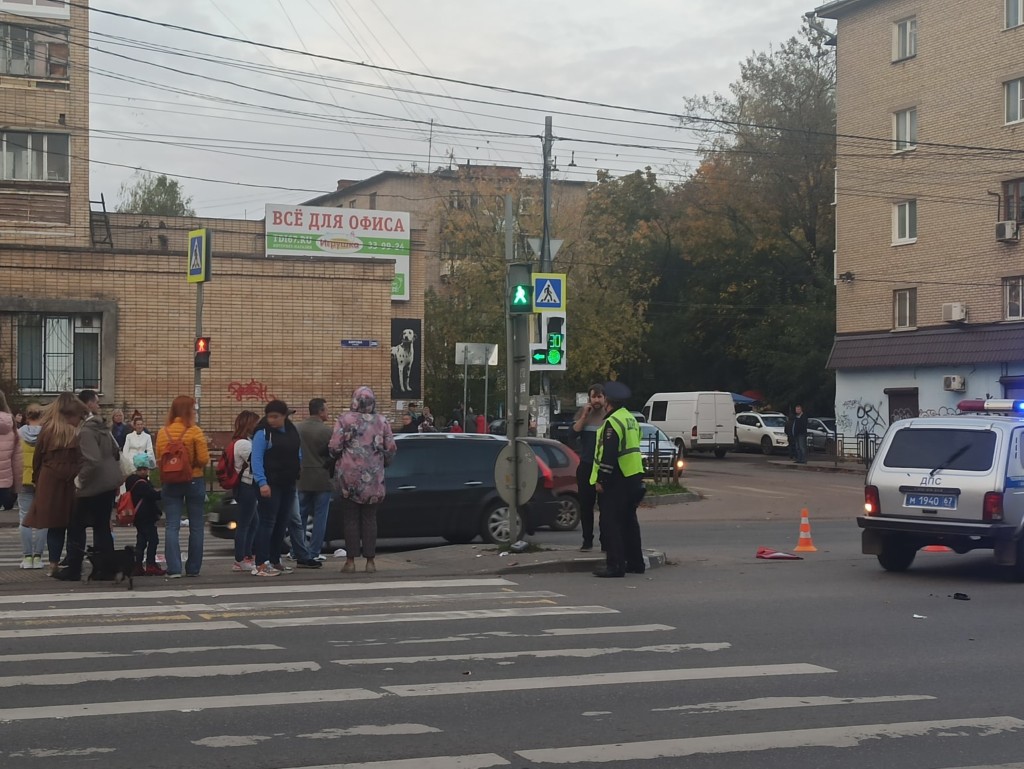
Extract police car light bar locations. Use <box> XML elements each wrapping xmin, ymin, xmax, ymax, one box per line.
<box><xmin>957</xmin><ymin>399</ymin><xmax>1024</xmax><ymax>413</ymax></box>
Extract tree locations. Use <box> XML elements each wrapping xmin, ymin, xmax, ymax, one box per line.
<box><xmin>116</xmin><ymin>172</ymin><xmax>196</xmax><ymax>217</ymax></box>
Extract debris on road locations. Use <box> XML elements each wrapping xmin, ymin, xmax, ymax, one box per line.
<box><xmin>756</xmin><ymin>546</ymin><xmax>803</xmax><ymax>560</ymax></box>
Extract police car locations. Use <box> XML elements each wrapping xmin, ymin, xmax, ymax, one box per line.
<box><xmin>859</xmin><ymin>399</ymin><xmax>1024</xmax><ymax>579</ymax></box>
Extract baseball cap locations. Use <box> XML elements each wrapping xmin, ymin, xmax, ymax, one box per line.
<box><xmin>265</xmin><ymin>399</ymin><xmax>295</xmax><ymax>416</ymax></box>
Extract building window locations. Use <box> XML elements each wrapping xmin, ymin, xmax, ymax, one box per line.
<box><xmin>16</xmin><ymin>314</ymin><xmax>101</xmax><ymax>392</ymax></box>
<box><xmin>1005</xmin><ymin>277</ymin><xmax>1024</xmax><ymax>320</ymax></box>
<box><xmin>1007</xmin><ymin>78</ymin><xmax>1024</xmax><ymax>123</ymax></box>
<box><xmin>1</xmin><ymin>132</ymin><xmax>69</xmax><ymax>182</ymax></box>
<box><xmin>1004</xmin><ymin>179</ymin><xmax>1024</xmax><ymax>221</ymax></box>
<box><xmin>0</xmin><ymin>0</ymin><xmax>69</xmax><ymax>19</ymax></box>
<box><xmin>893</xmin><ymin>200</ymin><xmax>917</xmax><ymax>244</ymax></box>
<box><xmin>893</xmin><ymin>17</ymin><xmax>917</xmax><ymax>60</ymax></box>
<box><xmin>894</xmin><ymin>289</ymin><xmax>917</xmax><ymax>329</ymax></box>
<box><xmin>0</xmin><ymin>24</ymin><xmax>69</xmax><ymax>78</ymax></box>
<box><xmin>894</xmin><ymin>108</ymin><xmax>917</xmax><ymax>151</ymax></box>
<box><xmin>1008</xmin><ymin>0</ymin><xmax>1024</xmax><ymax>28</ymax></box>
<box><xmin>368</xmin><ymin>192</ymin><xmax>377</xmax><ymax>210</ymax></box>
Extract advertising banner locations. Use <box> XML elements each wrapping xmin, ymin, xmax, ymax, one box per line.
<box><xmin>265</xmin><ymin>204</ymin><xmax>410</xmax><ymax>301</ymax></box>
<box><xmin>390</xmin><ymin>318</ymin><xmax>421</xmax><ymax>400</ymax></box>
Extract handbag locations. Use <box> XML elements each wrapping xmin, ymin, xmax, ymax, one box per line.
<box><xmin>118</xmin><ymin>447</ymin><xmax>134</xmax><ymax>478</ymax></box>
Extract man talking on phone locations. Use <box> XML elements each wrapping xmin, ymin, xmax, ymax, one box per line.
<box><xmin>571</xmin><ymin>384</ymin><xmax>607</xmax><ymax>551</ymax></box>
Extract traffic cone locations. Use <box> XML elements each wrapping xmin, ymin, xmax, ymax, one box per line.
<box><xmin>922</xmin><ymin>545</ymin><xmax>952</xmax><ymax>552</ymax></box>
<box><xmin>794</xmin><ymin>508</ymin><xmax>817</xmax><ymax>552</ymax></box>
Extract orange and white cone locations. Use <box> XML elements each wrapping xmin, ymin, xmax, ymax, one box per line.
<box><xmin>794</xmin><ymin>508</ymin><xmax>817</xmax><ymax>553</ymax></box>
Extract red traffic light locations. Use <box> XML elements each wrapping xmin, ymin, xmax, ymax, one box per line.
<box><xmin>195</xmin><ymin>337</ymin><xmax>210</xmax><ymax>353</ymax></box>
<box><xmin>194</xmin><ymin>336</ymin><xmax>211</xmax><ymax>368</ymax></box>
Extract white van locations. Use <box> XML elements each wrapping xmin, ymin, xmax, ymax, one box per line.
<box><xmin>642</xmin><ymin>392</ymin><xmax>735</xmax><ymax>458</ymax></box>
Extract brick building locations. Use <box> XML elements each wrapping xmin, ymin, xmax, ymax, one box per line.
<box><xmin>0</xmin><ymin>0</ymin><xmax>420</xmax><ymax>433</ymax></box>
<box><xmin>816</xmin><ymin>0</ymin><xmax>1024</xmax><ymax>438</ymax></box>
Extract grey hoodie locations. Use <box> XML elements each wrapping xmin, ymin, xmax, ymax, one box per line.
<box><xmin>18</xmin><ymin>424</ymin><xmax>41</xmax><ymax>447</ymax></box>
<box><xmin>77</xmin><ymin>415</ymin><xmax>124</xmax><ymax>497</ymax></box>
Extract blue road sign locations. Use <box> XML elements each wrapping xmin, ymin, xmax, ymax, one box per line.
<box><xmin>340</xmin><ymin>339</ymin><xmax>380</xmax><ymax>348</ymax></box>
<box><xmin>532</xmin><ymin>272</ymin><xmax>566</xmax><ymax>312</ymax></box>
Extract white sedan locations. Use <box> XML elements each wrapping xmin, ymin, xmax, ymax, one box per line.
<box><xmin>735</xmin><ymin>412</ymin><xmax>789</xmax><ymax>455</ymax></box>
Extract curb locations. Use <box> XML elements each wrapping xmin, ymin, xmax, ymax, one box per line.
<box><xmin>498</xmin><ymin>549</ymin><xmax>667</xmax><ymax>575</ymax></box>
<box><xmin>643</xmin><ymin>492</ymin><xmax>701</xmax><ymax>507</ymax></box>
<box><xmin>768</xmin><ymin>461</ymin><xmax>865</xmax><ymax>476</ymax></box>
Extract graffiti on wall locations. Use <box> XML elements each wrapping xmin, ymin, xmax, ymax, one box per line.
<box><xmin>840</xmin><ymin>399</ymin><xmax>887</xmax><ymax>436</ymax></box>
<box><xmin>227</xmin><ymin>379</ymin><xmax>277</xmax><ymax>403</ymax></box>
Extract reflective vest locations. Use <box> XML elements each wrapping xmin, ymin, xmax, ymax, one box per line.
<box><xmin>590</xmin><ymin>407</ymin><xmax>643</xmax><ymax>485</ymax></box>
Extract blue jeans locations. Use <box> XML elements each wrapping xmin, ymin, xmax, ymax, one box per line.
<box><xmin>255</xmin><ymin>483</ymin><xmax>296</xmax><ymax>566</ymax></box>
<box><xmin>233</xmin><ymin>482</ymin><xmax>259</xmax><ymax>563</ymax></box>
<box><xmin>795</xmin><ymin>435</ymin><xmax>808</xmax><ymax>464</ymax></box>
<box><xmin>18</xmin><ymin>486</ymin><xmax>45</xmax><ymax>557</ymax></box>
<box><xmin>162</xmin><ymin>477</ymin><xmax>206</xmax><ymax>575</ymax></box>
<box><xmin>287</xmin><ymin>494</ymin><xmax>309</xmax><ymax>561</ymax></box>
<box><xmin>296</xmin><ymin>490</ymin><xmax>331</xmax><ymax>558</ymax></box>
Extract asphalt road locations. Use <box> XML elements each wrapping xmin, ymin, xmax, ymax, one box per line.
<box><xmin>4</xmin><ymin>455</ymin><xmax>1024</xmax><ymax>768</ymax></box>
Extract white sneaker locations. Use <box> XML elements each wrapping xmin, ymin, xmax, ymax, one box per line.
<box><xmin>253</xmin><ymin>563</ymin><xmax>280</xmax><ymax>577</ymax></box>
<box><xmin>31</xmin><ymin>556</ymin><xmax>43</xmax><ymax>570</ymax></box>
<box><xmin>19</xmin><ymin>556</ymin><xmax>32</xmax><ymax>570</ymax></box>
<box><xmin>314</xmin><ymin>554</ymin><xmax>327</xmax><ymax>562</ymax></box>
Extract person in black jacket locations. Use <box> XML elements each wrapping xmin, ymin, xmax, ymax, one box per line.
<box><xmin>125</xmin><ymin>454</ymin><xmax>165</xmax><ymax>576</ymax></box>
<box><xmin>793</xmin><ymin>405</ymin><xmax>809</xmax><ymax>465</ymax></box>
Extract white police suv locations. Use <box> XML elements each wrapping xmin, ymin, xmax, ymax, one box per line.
<box><xmin>859</xmin><ymin>399</ymin><xmax>1024</xmax><ymax>579</ymax></box>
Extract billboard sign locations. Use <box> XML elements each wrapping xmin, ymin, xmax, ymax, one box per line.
<box><xmin>265</xmin><ymin>204</ymin><xmax>410</xmax><ymax>301</ymax></box>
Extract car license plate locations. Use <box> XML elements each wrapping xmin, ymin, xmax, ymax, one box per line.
<box><xmin>904</xmin><ymin>493</ymin><xmax>957</xmax><ymax>510</ymax></box>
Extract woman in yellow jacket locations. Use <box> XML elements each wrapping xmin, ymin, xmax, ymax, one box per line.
<box><xmin>156</xmin><ymin>395</ymin><xmax>209</xmax><ymax>578</ymax></box>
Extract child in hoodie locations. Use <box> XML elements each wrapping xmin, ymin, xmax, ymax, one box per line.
<box><xmin>17</xmin><ymin>404</ymin><xmax>45</xmax><ymax>569</ymax></box>
<box><xmin>0</xmin><ymin>391</ymin><xmax>23</xmax><ymax>514</ymax></box>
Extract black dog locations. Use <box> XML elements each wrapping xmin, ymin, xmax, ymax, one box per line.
<box><xmin>85</xmin><ymin>546</ymin><xmax>135</xmax><ymax>590</ymax></box>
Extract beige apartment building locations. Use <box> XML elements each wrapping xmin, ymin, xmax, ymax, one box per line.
<box><xmin>305</xmin><ymin>165</ymin><xmax>592</xmax><ymax>292</ymax></box>
<box><xmin>0</xmin><ymin>0</ymin><xmax>418</xmax><ymax>437</ymax></box>
<box><xmin>817</xmin><ymin>0</ymin><xmax>1024</xmax><ymax>438</ymax></box>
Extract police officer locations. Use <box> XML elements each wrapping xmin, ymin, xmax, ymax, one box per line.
<box><xmin>590</xmin><ymin>380</ymin><xmax>645</xmax><ymax>578</ymax></box>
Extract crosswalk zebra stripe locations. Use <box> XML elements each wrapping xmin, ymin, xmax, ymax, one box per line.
<box><xmin>253</xmin><ymin>605</ymin><xmax>618</xmax><ymax>628</ymax></box>
<box><xmin>652</xmin><ymin>694</ymin><xmax>936</xmax><ymax>714</ymax></box>
<box><xmin>383</xmin><ymin>663</ymin><xmax>834</xmax><ymax>697</ymax></box>
<box><xmin>0</xmin><ymin>661</ymin><xmax>320</xmax><ymax>687</ymax></box>
<box><xmin>514</xmin><ymin>717</ymin><xmax>1024</xmax><ymax>764</ymax></box>
<box><xmin>0</xmin><ymin>644</ymin><xmax>282</xmax><ymax>664</ymax></box>
<box><xmin>332</xmin><ymin>643</ymin><xmax>729</xmax><ymax>666</ymax></box>
<box><xmin>0</xmin><ymin>620</ymin><xmax>246</xmax><ymax>639</ymax></box>
<box><xmin>277</xmin><ymin>755</ymin><xmax>510</xmax><ymax>769</ymax></box>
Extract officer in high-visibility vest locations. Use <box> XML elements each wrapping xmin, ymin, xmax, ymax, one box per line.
<box><xmin>590</xmin><ymin>380</ymin><xmax>646</xmax><ymax>578</ymax></box>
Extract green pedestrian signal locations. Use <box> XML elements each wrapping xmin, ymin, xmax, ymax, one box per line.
<box><xmin>529</xmin><ymin>313</ymin><xmax>567</xmax><ymax>371</ymax></box>
<box><xmin>510</xmin><ymin>283</ymin><xmax>533</xmax><ymax>314</ymax></box>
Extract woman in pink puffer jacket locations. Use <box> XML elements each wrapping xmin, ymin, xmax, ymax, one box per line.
<box><xmin>0</xmin><ymin>391</ymin><xmax>24</xmax><ymax>510</ymax></box>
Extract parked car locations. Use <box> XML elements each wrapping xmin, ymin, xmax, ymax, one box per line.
<box><xmin>522</xmin><ymin>436</ymin><xmax>581</xmax><ymax>531</ymax></box>
<box><xmin>735</xmin><ymin>412</ymin><xmax>789</xmax><ymax>454</ymax></box>
<box><xmin>807</xmin><ymin>417</ymin><xmax>837</xmax><ymax>452</ymax></box>
<box><xmin>639</xmin><ymin>424</ymin><xmax>677</xmax><ymax>473</ymax></box>
<box><xmin>209</xmin><ymin>434</ymin><xmax>574</xmax><ymax>549</ymax></box>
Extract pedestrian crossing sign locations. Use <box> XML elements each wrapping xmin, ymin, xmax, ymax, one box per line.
<box><xmin>187</xmin><ymin>229</ymin><xmax>210</xmax><ymax>283</ymax></box>
<box><xmin>532</xmin><ymin>272</ymin><xmax>566</xmax><ymax>312</ymax></box>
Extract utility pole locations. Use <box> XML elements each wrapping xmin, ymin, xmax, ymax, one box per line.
<box><xmin>539</xmin><ymin>116</ymin><xmax>554</xmax><ymax>435</ymax></box>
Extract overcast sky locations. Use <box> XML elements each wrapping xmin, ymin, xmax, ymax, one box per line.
<box><xmin>87</xmin><ymin>0</ymin><xmax>825</xmax><ymax>218</ymax></box>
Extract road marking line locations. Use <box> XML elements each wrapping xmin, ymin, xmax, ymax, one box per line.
<box><xmin>298</xmin><ymin>724</ymin><xmax>442</xmax><ymax>739</ymax></box>
<box><xmin>0</xmin><ymin>661</ymin><xmax>319</xmax><ymax>688</ymax></box>
<box><xmin>515</xmin><ymin>717</ymin><xmax>1024</xmax><ymax>764</ymax></box>
<box><xmin>541</xmin><ymin>624</ymin><xmax>675</xmax><ymax>636</ymax></box>
<box><xmin>254</xmin><ymin>606</ymin><xmax>618</xmax><ymax>629</ymax></box>
<box><xmin>0</xmin><ymin>644</ymin><xmax>283</xmax><ymax>664</ymax></box>
<box><xmin>0</xmin><ymin>578</ymin><xmax>518</xmax><ymax>606</ymax></box>
<box><xmin>0</xmin><ymin>591</ymin><xmax>563</xmax><ymax>622</ymax></box>
<box><xmin>277</xmin><ymin>756</ymin><xmax>510</xmax><ymax>769</ymax></box>
<box><xmin>0</xmin><ymin>688</ymin><xmax>381</xmax><ymax>722</ymax></box>
<box><xmin>0</xmin><ymin>620</ymin><xmax>246</xmax><ymax>640</ymax></box>
<box><xmin>334</xmin><ymin>643</ymin><xmax>729</xmax><ymax>666</ymax></box>
<box><xmin>652</xmin><ymin>694</ymin><xmax>936</xmax><ymax>713</ymax></box>
<box><xmin>383</xmin><ymin>624</ymin><xmax>677</xmax><ymax>646</ymax></box>
<box><xmin>383</xmin><ymin>663</ymin><xmax>832</xmax><ymax>697</ymax></box>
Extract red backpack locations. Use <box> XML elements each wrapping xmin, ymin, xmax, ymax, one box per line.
<box><xmin>115</xmin><ymin>484</ymin><xmax>143</xmax><ymax>526</ymax></box>
<box><xmin>158</xmin><ymin>427</ymin><xmax>193</xmax><ymax>484</ymax></box>
<box><xmin>215</xmin><ymin>439</ymin><xmax>246</xmax><ymax>490</ymax></box>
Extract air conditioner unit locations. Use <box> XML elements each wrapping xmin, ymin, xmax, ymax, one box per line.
<box><xmin>943</xmin><ymin>375</ymin><xmax>966</xmax><ymax>392</ymax></box>
<box><xmin>942</xmin><ymin>302</ymin><xmax>967</xmax><ymax>322</ymax></box>
<box><xmin>997</xmin><ymin>220</ymin><xmax>1019</xmax><ymax>242</ymax></box>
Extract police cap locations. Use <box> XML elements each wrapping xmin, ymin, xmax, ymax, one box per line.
<box><xmin>603</xmin><ymin>380</ymin><xmax>632</xmax><ymax>404</ymax></box>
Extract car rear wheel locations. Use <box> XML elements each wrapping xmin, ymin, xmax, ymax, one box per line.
<box><xmin>550</xmin><ymin>495</ymin><xmax>581</xmax><ymax>531</ymax></box>
<box><xmin>760</xmin><ymin>436</ymin><xmax>773</xmax><ymax>455</ymax></box>
<box><xmin>480</xmin><ymin>503</ymin><xmax>525</xmax><ymax>546</ymax></box>
<box><xmin>877</xmin><ymin>539</ymin><xmax>917</xmax><ymax>572</ymax></box>
<box><xmin>714</xmin><ymin>448</ymin><xmax>727</xmax><ymax>458</ymax></box>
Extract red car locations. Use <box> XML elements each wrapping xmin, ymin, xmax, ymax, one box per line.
<box><xmin>524</xmin><ymin>437</ymin><xmax>582</xmax><ymax>532</ymax></box>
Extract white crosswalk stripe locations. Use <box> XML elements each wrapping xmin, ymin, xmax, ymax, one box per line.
<box><xmin>0</xmin><ymin>575</ymin><xmax>1015</xmax><ymax>769</ymax></box>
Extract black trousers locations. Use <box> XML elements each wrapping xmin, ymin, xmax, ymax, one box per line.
<box><xmin>596</xmin><ymin>478</ymin><xmax>644</xmax><ymax>573</ymax></box>
<box><xmin>65</xmin><ymin>491</ymin><xmax>116</xmax><ymax>574</ymax></box>
<box><xmin>134</xmin><ymin>521</ymin><xmax>159</xmax><ymax>565</ymax></box>
<box><xmin>576</xmin><ymin>462</ymin><xmax>598</xmax><ymax>546</ymax></box>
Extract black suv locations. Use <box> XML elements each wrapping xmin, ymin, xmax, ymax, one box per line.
<box><xmin>209</xmin><ymin>434</ymin><xmax>564</xmax><ymax>548</ymax></box>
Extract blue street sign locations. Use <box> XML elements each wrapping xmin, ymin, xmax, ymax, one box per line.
<box><xmin>532</xmin><ymin>272</ymin><xmax>566</xmax><ymax>312</ymax></box>
<box><xmin>340</xmin><ymin>339</ymin><xmax>380</xmax><ymax>348</ymax></box>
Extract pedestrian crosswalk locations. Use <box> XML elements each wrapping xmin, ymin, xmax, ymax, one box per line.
<box><xmin>0</xmin><ymin>577</ymin><xmax>1022</xmax><ymax>768</ymax></box>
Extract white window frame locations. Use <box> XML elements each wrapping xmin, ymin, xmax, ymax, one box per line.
<box><xmin>893</xmin><ymin>200</ymin><xmax>918</xmax><ymax>245</ymax></box>
<box><xmin>0</xmin><ymin>0</ymin><xmax>69</xmax><ymax>19</ymax></box>
<box><xmin>0</xmin><ymin>131</ymin><xmax>69</xmax><ymax>182</ymax></box>
<box><xmin>894</xmin><ymin>289</ymin><xmax>917</xmax><ymax>330</ymax></box>
<box><xmin>894</xmin><ymin>108</ymin><xmax>917</xmax><ymax>152</ymax></box>
<box><xmin>0</xmin><ymin>24</ymin><xmax>69</xmax><ymax>78</ymax></box>
<box><xmin>1008</xmin><ymin>0</ymin><xmax>1024</xmax><ymax>29</ymax></box>
<box><xmin>1005</xmin><ymin>277</ymin><xmax>1024</xmax><ymax>320</ymax></box>
<box><xmin>893</xmin><ymin>17</ymin><xmax>917</xmax><ymax>61</ymax></box>
<box><xmin>1007</xmin><ymin>78</ymin><xmax>1024</xmax><ymax>124</ymax></box>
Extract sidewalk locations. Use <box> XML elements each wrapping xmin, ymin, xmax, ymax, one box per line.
<box><xmin>767</xmin><ymin>456</ymin><xmax>866</xmax><ymax>475</ymax></box>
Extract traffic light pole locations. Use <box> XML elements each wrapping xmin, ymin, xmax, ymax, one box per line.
<box><xmin>194</xmin><ymin>282</ymin><xmax>204</xmax><ymax>426</ymax></box>
<box><xmin>505</xmin><ymin>194</ymin><xmax>531</xmax><ymax>539</ymax></box>
<box><xmin>540</xmin><ymin>116</ymin><xmax>554</xmax><ymax>435</ymax></box>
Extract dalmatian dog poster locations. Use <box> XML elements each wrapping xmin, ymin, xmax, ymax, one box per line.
<box><xmin>390</xmin><ymin>318</ymin><xmax>421</xmax><ymax>400</ymax></box>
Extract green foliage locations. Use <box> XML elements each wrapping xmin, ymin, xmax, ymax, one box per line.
<box><xmin>116</xmin><ymin>172</ymin><xmax>196</xmax><ymax>217</ymax></box>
